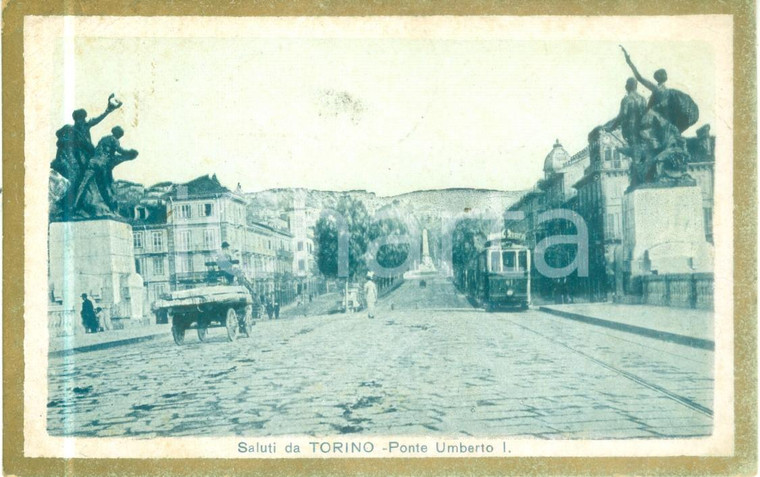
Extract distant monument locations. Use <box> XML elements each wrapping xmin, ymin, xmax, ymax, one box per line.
<box><xmin>404</xmin><ymin>228</ymin><xmax>438</xmax><ymax>279</ymax></box>
<box><xmin>48</xmin><ymin>95</ymin><xmax>145</xmax><ymax>334</ymax></box>
<box><xmin>600</xmin><ymin>47</ymin><xmax>713</xmax><ymax>278</ymax></box>
<box><xmin>420</xmin><ymin>229</ymin><xmax>436</xmax><ymax>271</ymax></box>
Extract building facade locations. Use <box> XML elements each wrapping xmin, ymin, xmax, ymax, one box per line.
<box><xmin>506</xmin><ymin>140</ymin><xmax>590</xmax><ymax>301</ymax></box>
<box><xmin>287</xmin><ymin>191</ymin><xmax>320</xmax><ymax>296</ymax></box>
<box><xmin>131</xmin><ymin>175</ymin><xmax>296</xmax><ymax>309</ymax></box>
<box><xmin>573</xmin><ymin>129</ymin><xmax>632</xmax><ymax>301</ymax></box>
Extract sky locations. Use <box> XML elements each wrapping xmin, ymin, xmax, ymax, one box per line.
<box><xmin>32</xmin><ymin>16</ymin><xmax>725</xmax><ymax>196</ymax></box>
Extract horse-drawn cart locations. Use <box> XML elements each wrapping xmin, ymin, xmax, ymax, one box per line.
<box><xmin>152</xmin><ymin>285</ymin><xmax>254</xmax><ymax>345</ymax></box>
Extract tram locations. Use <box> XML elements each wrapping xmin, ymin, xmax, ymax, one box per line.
<box><xmin>463</xmin><ymin>235</ymin><xmax>531</xmax><ymax>311</ymax></box>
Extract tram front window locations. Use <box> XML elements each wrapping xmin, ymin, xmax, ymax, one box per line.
<box><xmin>489</xmin><ymin>251</ymin><xmax>502</xmax><ymax>272</ymax></box>
<box><xmin>502</xmin><ymin>251</ymin><xmax>516</xmax><ymax>271</ymax></box>
<box><xmin>518</xmin><ymin>250</ymin><xmax>528</xmax><ymax>271</ymax></box>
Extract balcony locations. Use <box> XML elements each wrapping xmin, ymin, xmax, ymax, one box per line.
<box><xmin>171</xmin><ymin>271</ymin><xmax>226</xmax><ymax>286</ymax></box>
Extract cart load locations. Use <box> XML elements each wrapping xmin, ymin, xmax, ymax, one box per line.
<box><xmin>152</xmin><ymin>285</ymin><xmax>254</xmax><ymax>345</ymax></box>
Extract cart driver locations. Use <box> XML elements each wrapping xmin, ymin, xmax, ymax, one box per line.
<box><xmin>215</xmin><ymin>241</ymin><xmax>240</xmax><ymax>284</ymax></box>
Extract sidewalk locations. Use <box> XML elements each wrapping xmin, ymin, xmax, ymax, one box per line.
<box><xmin>538</xmin><ymin>303</ymin><xmax>713</xmax><ymax>351</ymax></box>
<box><xmin>49</xmin><ymin>324</ymin><xmax>171</xmax><ymax>357</ymax></box>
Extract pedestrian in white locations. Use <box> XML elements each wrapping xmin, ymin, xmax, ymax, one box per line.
<box><xmin>363</xmin><ymin>272</ymin><xmax>378</xmax><ymax>319</ymax></box>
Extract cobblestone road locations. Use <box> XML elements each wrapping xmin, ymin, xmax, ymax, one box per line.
<box><xmin>47</xmin><ymin>279</ymin><xmax>713</xmax><ymax>439</ymax></box>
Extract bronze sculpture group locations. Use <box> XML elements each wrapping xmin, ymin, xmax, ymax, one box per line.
<box><xmin>48</xmin><ymin>48</ymin><xmax>701</xmax><ymax>221</ymax></box>
<box><xmin>50</xmin><ymin>94</ymin><xmax>139</xmax><ymax>220</ymax></box>
<box><xmin>600</xmin><ymin>46</ymin><xmax>701</xmax><ymax>189</ymax></box>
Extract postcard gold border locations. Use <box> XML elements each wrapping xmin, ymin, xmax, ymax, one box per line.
<box><xmin>3</xmin><ymin>1</ymin><xmax>756</xmax><ymax>475</ymax></box>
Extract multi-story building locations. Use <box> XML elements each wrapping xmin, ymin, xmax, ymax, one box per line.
<box><xmin>573</xmin><ymin>125</ymin><xmax>716</xmax><ymax>301</ymax></box>
<box><xmin>165</xmin><ymin>174</ymin><xmax>249</xmax><ymax>290</ymax></box>
<box><xmin>241</xmin><ymin>221</ymin><xmax>294</xmax><ymax>302</ymax></box>
<box><xmin>132</xmin><ymin>225</ymin><xmax>171</xmax><ymax>305</ymax></box>
<box><xmin>686</xmin><ymin>125</ymin><xmax>716</xmax><ymax>243</ymax></box>
<box><xmin>287</xmin><ymin>191</ymin><xmax>319</xmax><ymax>295</ymax></box>
<box><xmin>573</xmin><ymin>128</ymin><xmax>632</xmax><ymax>301</ymax></box>
<box><xmin>506</xmin><ymin>140</ymin><xmax>590</xmax><ymax>300</ymax></box>
<box><xmin>507</xmin><ymin>120</ymin><xmax>715</xmax><ymax>304</ymax></box>
<box><xmin>131</xmin><ymin>174</ymin><xmax>296</xmax><ymax>311</ymax></box>
<box><xmin>131</xmin><ymin>183</ymin><xmax>171</xmax><ymax>305</ymax></box>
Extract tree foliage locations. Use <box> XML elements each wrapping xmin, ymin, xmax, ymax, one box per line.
<box><xmin>314</xmin><ymin>195</ymin><xmax>369</xmax><ymax>279</ymax></box>
<box><xmin>315</xmin><ymin>197</ymin><xmax>413</xmax><ymax>280</ymax></box>
<box><xmin>368</xmin><ymin>216</ymin><xmax>410</xmax><ymax>271</ymax></box>
<box><xmin>451</xmin><ymin>218</ymin><xmax>491</xmax><ymax>284</ymax></box>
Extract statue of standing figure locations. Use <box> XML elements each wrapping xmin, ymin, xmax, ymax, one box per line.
<box><xmin>50</xmin><ymin>94</ymin><xmax>139</xmax><ymax>219</ymax></box>
<box><xmin>601</xmin><ymin>46</ymin><xmax>699</xmax><ymax>190</ymax></box>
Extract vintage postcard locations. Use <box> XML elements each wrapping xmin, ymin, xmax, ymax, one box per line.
<box><xmin>5</xmin><ymin>3</ymin><xmax>756</xmax><ymax>476</ymax></box>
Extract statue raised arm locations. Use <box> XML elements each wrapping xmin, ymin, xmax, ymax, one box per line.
<box><xmin>620</xmin><ymin>46</ymin><xmax>658</xmax><ymax>93</ymax></box>
<box><xmin>86</xmin><ymin>93</ymin><xmax>123</xmax><ymax>130</ymax></box>
<box><xmin>618</xmin><ymin>45</ymin><xmax>697</xmax><ymax>133</ymax></box>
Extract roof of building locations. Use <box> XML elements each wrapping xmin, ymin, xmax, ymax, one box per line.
<box><xmin>128</xmin><ymin>200</ymin><xmax>169</xmax><ymax>226</ymax></box>
<box><xmin>568</xmin><ymin>146</ymin><xmax>589</xmax><ymax>165</ymax></box>
<box><xmin>543</xmin><ymin>139</ymin><xmax>571</xmax><ymax>173</ymax></box>
<box><xmin>148</xmin><ymin>181</ymin><xmax>174</xmax><ymax>189</ymax></box>
<box><xmin>168</xmin><ymin>174</ymin><xmax>245</xmax><ymax>202</ymax></box>
<box><xmin>178</xmin><ymin>174</ymin><xmax>229</xmax><ymax>194</ymax></box>
<box><xmin>249</xmin><ymin>220</ymin><xmax>293</xmax><ymax>238</ymax></box>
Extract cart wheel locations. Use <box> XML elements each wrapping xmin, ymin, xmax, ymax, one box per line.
<box><xmin>172</xmin><ymin>324</ymin><xmax>185</xmax><ymax>345</ymax></box>
<box><xmin>171</xmin><ymin>312</ymin><xmax>185</xmax><ymax>345</ymax></box>
<box><xmin>197</xmin><ymin>323</ymin><xmax>209</xmax><ymax>342</ymax></box>
<box><xmin>225</xmin><ymin>308</ymin><xmax>238</xmax><ymax>342</ymax></box>
<box><xmin>242</xmin><ymin>305</ymin><xmax>253</xmax><ymax>338</ymax></box>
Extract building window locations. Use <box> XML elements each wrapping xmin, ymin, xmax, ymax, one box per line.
<box><xmin>136</xmin><ymin>207</ymin><xmax>147</xmax><ymax>220</ymax></box>
<box><xmin>604</xmin><ymin>149</ymin><xmax>612</xmax><ymax>162</ymax></box>
<box><xmin>149</xmin><ymin>282</ymin><xmax>168</xmax><ymax>304</ymax></box>
<box><xmin>176</xmin><ymin>230</ymin><xmax>192</xmax><ymax>251</ymax></box>
<box><xmin>298</xmin><ymin>259</ymin><xmax>306</xmax><ymax>271</ymax></box>
<box><xmin>176</xmin><ymin>204</ymin><xmax>193</xmax><ymax>219</ymax></box>
<box><xmin>200</xmin><ymin>203</ymin><xmax>214</xmax><ymax>217</ymax></box>
<box><xmin>298</xmin><ymin>241</ymin><xmax>304</xmax><ymax>252</ymax></box>
<box><xmin>176</xmin><ymin>254</ymin><xmax>193</xmax><ymax>273</ymax></box>
<box><xmin>151</xmin><ymin>231</ymin><xmax>163</xmax><ymax>251</ymax></box>
<box><xmin>152</xmin><ymin>257</ymin><xmax>164</xmax><ymax>275</ymax></box>
<box><xmin>133</xmin><ymin>232</ymin><xmax>143</xmax><ymax>249</ymax></box>
<box><xmin>704</xmin><ymin>207</ymin><xmax>713</xmax><ymax>240</ymax></box>
<box><xmin>605</xmin><ymin>213</ymin><xmax>614</xmax><ymax>238</ymax></box>
<box><xmin>203</xmin><ymin>229</ymin><xmax>218</xmax><ymax>249</ymax></box>
<box><xmin>135</xmin><ymin>259</ymin><xmax>141</xmax><ymax>274</ymax></box>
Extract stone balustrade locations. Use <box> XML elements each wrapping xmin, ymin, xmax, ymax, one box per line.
<box><xmin>639</xmin><ymin>273</ymin><xmax>713</xmax><ymax>310</ymax></box>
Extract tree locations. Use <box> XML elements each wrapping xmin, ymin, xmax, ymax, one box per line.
<box><xmin>451</xmin><ymin>218</ymin><xmax>491</xmax><ymax>286</ymax></box>
<box><xmin>314</xmin><ymin>195</ymin><xmax>370</xmax><ymax>280</ymax></box>
<box><xmin>368</xmin><ymin>215</ymin><xmax>410</xmax><ymax>271</ymax></box>
<box><xmin>315</xmin><ymin>215</ymin><xmax>340</xmax><ymax>278</ymax></box>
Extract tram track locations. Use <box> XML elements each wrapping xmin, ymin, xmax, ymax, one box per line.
<box><xmin>506</xmin><ymin>317</ymin><xmax>714</xmax><ymax>418</ymax></box>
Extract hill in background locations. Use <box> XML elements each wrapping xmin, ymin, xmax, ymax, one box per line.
<box><xmin>245</xmin><ymin>187</ymin><xmax>525</xmax><ymax>224</ymax></box>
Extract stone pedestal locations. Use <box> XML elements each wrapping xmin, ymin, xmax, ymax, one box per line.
<box><xmin>49</xmin><ymin>220</ymin><xmax>145</xmax><ymax>331</ymax></box>
<box><xmin>622</xmin><ymin>186</ymin><xmax>713</xmax><ymax>276</ymax></box>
